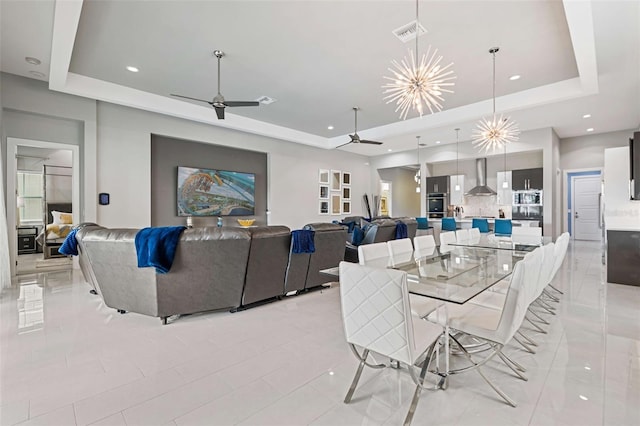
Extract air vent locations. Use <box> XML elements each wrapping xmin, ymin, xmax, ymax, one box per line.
<box><xmin>256</xmin><ymin>96</ymin><xmax>276</xmax><ymax>105</ymax></box>
<box><xmin>392</xmin><ymin>20</ymin><xmax>427</xmax><ymax>43</ymax></box>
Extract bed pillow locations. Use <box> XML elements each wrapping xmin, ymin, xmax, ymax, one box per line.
<box><xmin>59</xmin><ymin>213</ymin><xmax>73</xmax><ymax>224</ymax></box>
<box><xmin>51</xmin><ymin>211</ymin><xmax>73</xmax><ymax>225</ymax></box>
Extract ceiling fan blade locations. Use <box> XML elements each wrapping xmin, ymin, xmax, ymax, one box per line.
<box><xmin>359</xmin><ymin>140</ymin><xmax>383</xmax><ymax>145</ymax></box>
<box><xmin>335</xmin><ymin>141</ymin><xmax>354</xmax><ymax>149</ymax></box>
<box><xmin>225</xmin><ymin>101</ymin><xmax>260</xmax><ymax>107</ymax></box>
<box><xmin>170</xmin><ymin>94</ymin><xmax>212</xmax><ymax>104</ymax></box>
<box><xmin>214</xmin><ymin>106</ymin><xmax>225</xmax><ymax>120</ymax></box>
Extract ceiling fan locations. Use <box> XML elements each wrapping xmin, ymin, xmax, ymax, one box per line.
<box><xmin>171</xmin><ymin>50</ymin><xmax>259</xmax><ymax>120</ymax></box>
<box><xmin>336</xmin><ymin>107</ymin><xmax>383</xmax><ymax>148</ymax></box>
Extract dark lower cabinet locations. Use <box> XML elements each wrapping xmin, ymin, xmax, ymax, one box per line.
<box><xmin>607</xmin><ymin>230</ymin><xmax>640</xmax><ymax>286</ymax></box>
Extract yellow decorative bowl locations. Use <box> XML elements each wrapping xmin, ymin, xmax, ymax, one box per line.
<box><xmin>237</xmin><ymin>219</ymin><xmax>255</xmax><ymax>227</ymax></box>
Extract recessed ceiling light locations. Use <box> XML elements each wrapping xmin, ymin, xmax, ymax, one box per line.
<box><xmin>579</xmin><ymin>395</ymin><xmax>588</xmax><ymax>401</ymax></box>
<box><xmin>29</xmin><ymin>71</ymin><xmax>45</xmax><ymax>78</ymax></box>
<box><xmin>587</xmin><ymin>128</ymin><xmax>594</xmax><ymax>132</ymax></box>
<box><xmin>387</xmin><ymin>149</ymin><xmax>393</xmax><ymax>152</ymax></box>
<box><xmin>126</xmin><ymin>66</ymin><xmax>139</xmax><ymax>73</ymax></box>
<box><xmin>25</xmin><ymin>56</ymin><xmax>41</xmax><ymax>65</ymax></box>
<box><xmin>509</xmin><ymin>75</ymin><xmax>521</xmax><ymax>81</ymax></box>
<box><xmin>435</xmin><ymin>141</ymin><xmax>441</xmax><ymax>144</ymax></box>
<box><xmin>583</xmin><ymin>114</ymin><xmax>591</xmax><ymax>118</ymax></box>
<box><xmin>584</xmin><ymin>366</ymin><xmax>591</xmax><ymax>371</ymax></box>
<box><xmin>327</xmin><ymin>125</ymin><xmax>334</xmax><ymax>130</ymax></box>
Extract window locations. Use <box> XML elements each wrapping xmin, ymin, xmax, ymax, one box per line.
<box><xmin>17</xmin><ymin>172</ymin><xmax>43</xmax><ymax>223</ymax></box>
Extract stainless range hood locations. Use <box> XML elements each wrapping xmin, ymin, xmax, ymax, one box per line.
<box><xmin>465</xmin><ymin>158</ymin><xmax>497</xmax><ymax>196</ymax></box>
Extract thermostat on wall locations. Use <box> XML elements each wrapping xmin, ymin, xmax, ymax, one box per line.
<box><xmin>99</xmin><ymin>193</ymin><xmax>110</xmax><ymax>205</ymax></box>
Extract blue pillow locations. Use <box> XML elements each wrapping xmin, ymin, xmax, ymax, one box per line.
<box><xmin>351</xmin><ymin>227</ymin><xmax>365</xmax><ymax>246</ymax></box>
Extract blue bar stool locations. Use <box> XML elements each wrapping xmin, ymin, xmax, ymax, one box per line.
<box><xmin>494</xmin><ymin>219</ymin><xmax>513</xmax><ymax>236</ymax></box>
<box><xmin>415</xmin><ymin>217</ymin><xmax>429</xmax><ymax>230</ymax></box>
<box><xmin>441</xmin><ymin>217</ymin><xmax>457</xmax><ymax>232</ymax></box>
<box><xmin>472</xmin><ymin>218</ymin><xmax>490</xmax><ymax>233</ymax></box>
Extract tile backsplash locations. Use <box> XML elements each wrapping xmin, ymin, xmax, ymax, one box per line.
<box><xmin>451</xmin><ymin>195</ymin><xmax>512</xmax><ymax>218</ymax></box>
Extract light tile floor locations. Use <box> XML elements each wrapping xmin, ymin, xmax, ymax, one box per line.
<box><xmin>0</xmin><ymin>240</ymin><xmax>638</xmax><ymax>425</ymax></box>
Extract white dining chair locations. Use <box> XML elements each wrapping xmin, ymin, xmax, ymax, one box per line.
<box><xmin>427</xmin><ymin>252</ymin><xmax>540</xmax><ymax>407</ymax></box>
<box><xmin>339</xmin><ymin>262</ymin><xmax>443</xmax><ymax>425</ymax></box>
<box><xmin>440</xmin><ymin>231</ymin><xmax>456</xmax><ymax>246</ymax></box>
<box><xmin>358</xmin><ymin>242</ymin><xmax>390</xmax><ymax>267</ymax></box>
<box><xmin>546</xmin><ymin>232</ymin><xmax>570</xmax><ymax>295</ymax></box>
<box><xmin>511</xmin><ymin>226</ymin><xmax>542</xmax><ymax>245</ymax></box>
<box><xmin>455</xmin><ymin>229</ymin><xmax>470</xmax><ymax>242</ymax></box>
<box><xmin>413</xmin><ymin>235</ymin><xmax>436</xmax><ymax>260</ymax></box>
<box><xmin>387</xmin><ymin>238</ymin><xmax>414</xmax><ymax>267</ymax></box>
<box><xmin>468</xmin><ymin>227</ymin><xmax>481</xmax><ymax>240</ymax></box>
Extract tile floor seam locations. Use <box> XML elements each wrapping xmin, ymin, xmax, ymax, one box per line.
<box><xmin>526</xmin><ymin>327</ymin><xmax>566</xmax><ymax>425</ymax></box>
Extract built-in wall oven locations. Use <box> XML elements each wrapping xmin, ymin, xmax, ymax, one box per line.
<box><xmin>427</xmin><ymin>193</ymin><xmax>448</xmax><ymax>218</ymax></box>
<box><xmin>512</xmin><ymin>190</ymin><xmax>543</xmax><ymax>219</ymax></box>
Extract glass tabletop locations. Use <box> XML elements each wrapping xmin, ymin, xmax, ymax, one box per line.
<box><xmin>398</xmin><ymin>247</ymin><xmax>517</xmax><ymax>304</ymax></box>
<box><xmin>447</xmin><ymin>234</ymin><xmax>552</xmax><ymax>252</ymax></box>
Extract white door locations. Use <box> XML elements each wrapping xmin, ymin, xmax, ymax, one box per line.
<box><xmin>572</xmin><ymin>175</ymin><xmax>601</xmax><ymax>241</ymax></box>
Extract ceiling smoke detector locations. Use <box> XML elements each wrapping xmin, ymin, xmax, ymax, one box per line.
<box><xmin>256</xmin><ymin>96</ymin><xmax>276</xmax><ymax>105</ymax></box>
<box><xmin>392</xmin><ymin>20</ymin><xmax>427</xmax><ymax>43</ymax></box>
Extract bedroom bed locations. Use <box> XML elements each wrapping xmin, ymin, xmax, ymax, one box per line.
<box><xmin>37</xmin><ymin>202</ymin><xmax>74</xmax><ymax>259</ymax></box>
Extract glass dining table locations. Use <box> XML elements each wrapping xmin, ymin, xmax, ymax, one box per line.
<box><xmin>446</xmin><ymin>233</ymin><xmax>552</xmax><ymax>252</ymax></box>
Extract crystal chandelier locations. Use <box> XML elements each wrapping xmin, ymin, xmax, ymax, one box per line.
<box><xmin>383</xmin><ymin>0</ymin><xmax>455</xmax><ymax>120</ymax></box>
<box><xmin>472</xmin><ymin>47</ymin><xmax>519</xmax><ymax>152</ymax></box>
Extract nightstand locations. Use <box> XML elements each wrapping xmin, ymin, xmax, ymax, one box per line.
<box><xmin>17</xmin><ymin>226</ymin><xmax>38</xmax><ymax>255</ymax></box>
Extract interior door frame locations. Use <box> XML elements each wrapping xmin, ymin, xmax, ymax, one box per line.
<box><xmin>6</xmin><ymin>138</ymin><xmax>80</xmax><ymax>277</ymax></box>
<box><xmin>379</xmin><ymin>180</ymin><xmax>392</xmax><ymax>217</ymax></box>
<box><xmin>562</xmin><ymin>168</ymin><xmax>602</xmax><ymax>239</ymax></box>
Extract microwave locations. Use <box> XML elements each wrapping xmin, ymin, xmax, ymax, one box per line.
<box><xmin>513</xmin><ymin>190</ymin><xmax>542</xmax><ymax>206</ymax></box>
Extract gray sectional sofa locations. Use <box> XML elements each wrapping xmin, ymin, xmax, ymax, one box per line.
<box><xmin>76</xmin><ymin>223</ymin><xmax>346</xmax><ymax>324</ymax></box>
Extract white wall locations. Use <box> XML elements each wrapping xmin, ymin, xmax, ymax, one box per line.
<box><xmin>560</xmin><ymin>129</ymin><xmax>634</xmax><ymax>170</ymax></box>
<box><xmin>1</xmin><ymin>73</ymin><xmax>98</xmax><ymax>222</ymax></box>
<box><xmin>96</xmin><ymin>103</ymin><xmax>372</xmax><ymax>230</ymax></box>
<box><xmin>604</xmin><ymin>146</ymin><xmax>640</xmax><ymax>231</ymax></box>
<box><xmin>0</xmin><ymin>66</ymin><xmax>11</xmax><ymax>290</ymax></box>
<box><xmin>377</xmin><ymin>167</ymin><xmax>420</xmax><ymax>217</ymax></box>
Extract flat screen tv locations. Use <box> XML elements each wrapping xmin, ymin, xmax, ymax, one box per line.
<box><xmin>177</xmin><ymin>166</ymin><xmax>255</xmax><ymax>216</ymax></box>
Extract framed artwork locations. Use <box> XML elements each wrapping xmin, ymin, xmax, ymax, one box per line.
<box><xmin>380</xmin><ymin>196</ymin><xmax>388</xmax><ymax>215</ymax></box>
<box><xmin>319</xmin><ymin>185</ymin><xmax>329</xmax><ymax>199</ymax></box>
<box><xmin>342</xmin><ymin>172</ymin><xmax>351</xmax><ymax>186</ymax></box>
<box><xmin>319</xmin><ymin>200</ymin><xmax>329</xmax><ymax>215</ymax></box>
<box><xmin>342</xmin><ymin>187</ymin><xmax>351</xmax><ymax>200</ymax></box>
<box><xmin>342</xmin><ymin>201</ymin><xmax>351</xmax><ymax>214</ymax></box>
<box><xmin>331</xmin><ymin>170</ymin><xmax>341</xmax><ymax>191</ymax></box>
<box><xmin>319</xmin><ymin>169</ymin><xmax>329</xmax><ymax>184</ymax></box>
<box><xmin>331</xmin><ymin>194</ymin><xmax>341</xmax><ymax>215</ymax></box>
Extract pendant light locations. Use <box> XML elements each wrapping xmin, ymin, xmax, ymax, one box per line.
<box><xmin>383</xmin><ymin>0</ymin><xmax>456</xmax><ymax>120</ymax></box>
<box><xmin>502</xmin><ymin>143</ymin><xmax>509</xmax><ymax>188</ymax></box>
<box><xmin>472</xmin><ymin>47</ymin><xmax>519</xmax><ymax>152</ymax></box>
<box><xmin>454</xmin><ymin>128</ymin><xmax>461</xmax><ymax>191</ymax></box>
<box><xmin>415</xmin><ymin>136</ymin><xmax>421</xmax><ymax>193</ymax></box>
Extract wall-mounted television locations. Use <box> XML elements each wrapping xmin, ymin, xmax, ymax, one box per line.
<box><xmin>177</xmin><ymin>166</ymin><xmax>255</xmax><ymax>216</ymax></box>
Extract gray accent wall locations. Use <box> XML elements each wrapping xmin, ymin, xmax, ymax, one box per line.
<box><xmin>151</xmin><ymin>135</ymin><xmax>267</xmax><ymax>227</ymax></box>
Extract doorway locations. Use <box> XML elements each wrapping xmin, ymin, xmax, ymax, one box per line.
<box><xmin>571</xmin><ymin>174</ymin><xmax>602</xmax><ymax>241</ymax></box>
<box><xmin>6</xmin><ymin>138</ymin><xmax>80</xmax><ymax>277</ymax></box>
<box><xmin>379</xmin><ymin>180</ymin><xmax>392</xmax><ymax>217</ymax></box>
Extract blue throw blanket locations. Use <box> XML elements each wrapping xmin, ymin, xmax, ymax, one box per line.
<box><xmin>59</xmin><ymin>228</ymin><xmax>79</xmax><ymax>256</ymax></box>
<box><xmin>135</xmin><ymin>226</ymin><xmax>186</xmax><ymax>274</ymax></box>
<box><xmin>292</xmin><ymin>229</ymin><xmax>315</xmax><ymax>254</ymax></box>
<box><xmin>395</xmin><ymin>222</ymin><xmax>408</xmax><ymax>239</ymax></box>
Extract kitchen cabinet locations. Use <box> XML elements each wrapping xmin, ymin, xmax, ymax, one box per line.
<box><xmin>449</xmin><ymin>174</ymin><xmax>465</xmax><ymax>205</ymax></box>
<box><xmin>496</xmin><ymin>171</ymin><xmax>512</xmax><ymax>205</ymax></box>
<box><xmin>425</xmin><ymin>176</ymin><xmax>448</xmax><ymax>194</ymax></box>
<box><xmin>512</xmin><ymin>168</ymin><xmax>543</xmax><ymax>190</ymax></box>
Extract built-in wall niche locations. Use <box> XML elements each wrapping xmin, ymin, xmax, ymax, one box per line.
<box><xmin>319</xmin><ymin>168</ymin><xmax>351</xmax><ymax>215</ymax></box>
